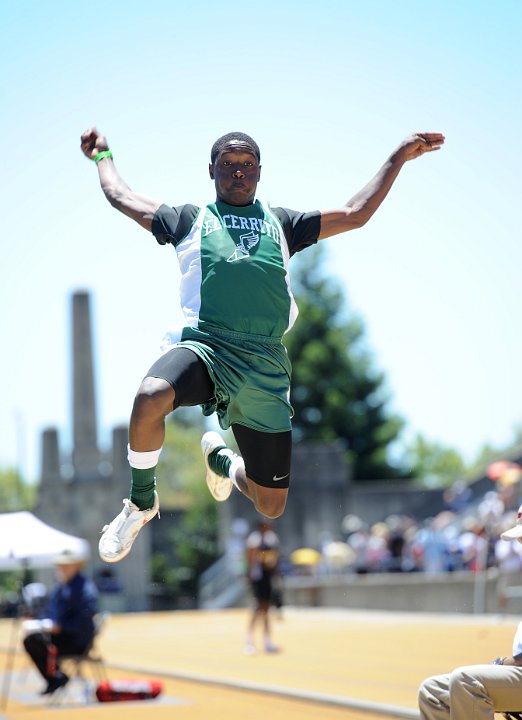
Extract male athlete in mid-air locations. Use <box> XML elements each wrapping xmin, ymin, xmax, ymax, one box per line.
<box><xmin>80</xmin><ymin>126</ymin><xmax>444</xmax><ymax>563</ymax></box>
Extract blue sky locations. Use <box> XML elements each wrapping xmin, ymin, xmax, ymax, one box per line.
<box><xmin>1</xmin><ymin>0</ymin><xmax>521</xmax><ymax>482</ymax></box>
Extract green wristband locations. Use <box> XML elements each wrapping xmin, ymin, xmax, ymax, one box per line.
<box><xmin>93</xmin><ymin>150</ymin><xmax>113</xmax><ymax>164</ymax></box>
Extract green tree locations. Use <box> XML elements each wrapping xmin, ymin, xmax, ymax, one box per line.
<box><xmin>0</xmin><ymin>467</ymin><xmax>36</xmax><ymax>603</ymax></box>
<box><xmin>0</xmin><ymin>467</ymin><xmax>35</xmax><ymax>511</ymax></box>
<box><xmin>467</xmin><ymin>424</ymin><xmax>522</xmax><ymax>478</ymax></box>
<box><xmin>285</xmin><ymin>245</ymin><xmax>407</xmax><ymax>481</ymax></box>
<box><xmin>406</xmin><ymin>433</ymin><xmax>467</xmax><ymax>488</ymax></box>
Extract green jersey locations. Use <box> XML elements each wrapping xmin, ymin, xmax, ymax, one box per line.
<box><xmin>152</xmin><ymin>199</ymin><xmax>320</xmax><ymax>343</ymax></box>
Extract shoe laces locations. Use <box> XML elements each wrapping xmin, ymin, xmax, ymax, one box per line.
<box><xmin>101</xmin><ymin>498</ymin><xmax>138</xmax><ymax>534</ymax></box>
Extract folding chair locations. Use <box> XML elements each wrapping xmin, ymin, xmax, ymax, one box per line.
<box><xmin>57</xmin><ymin>612</ymin><xmax>109</xmax><ymax>703</ymax></box>
<box><xmin>21</xmin><ymin>583</ymin><xmax>49</xmax><ymax>618</ymax></box>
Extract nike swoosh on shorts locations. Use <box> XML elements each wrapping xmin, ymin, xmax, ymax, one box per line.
<box><xmin>272</xmin><ymin>474</ymin><xmax>289</xmax><ymax>482</ymax></box>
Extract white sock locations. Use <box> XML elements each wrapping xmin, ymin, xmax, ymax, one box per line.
<box><xmin>229</xmin><ymin>455</ymin><xmax>245</xmax><ymax>490</ymax></box>
<box><xmin>127</xmin><ymin>444</ymin><xmax>162</xmax><ymax>469</ymax></box>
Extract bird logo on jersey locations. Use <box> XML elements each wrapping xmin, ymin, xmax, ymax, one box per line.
<box><xmin>227</xmin><ymin>230</ymin><xmax>260</xmax><ymax>263</ymax></box>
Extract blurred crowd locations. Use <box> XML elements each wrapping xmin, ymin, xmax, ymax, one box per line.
<box><xmin>286</xmin><ymin>471</ymin><xmax>522</xmax><ymax>577</ymax></box>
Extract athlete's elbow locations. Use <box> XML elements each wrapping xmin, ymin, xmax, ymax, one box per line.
<box><xmin>346</xmin><ymin>206</ymin><xmax>372</xmax><ymax>229</ymax></box>
<box><xmin>321</xmin><ymin>208</ymin><xmax>368</xmax><ymax>238</ymax></box>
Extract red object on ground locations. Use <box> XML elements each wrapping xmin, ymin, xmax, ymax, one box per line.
<box><xmin>96</xmin><ymin>679</ymin><xmax>163</xmax><ymax>702</ymax></box>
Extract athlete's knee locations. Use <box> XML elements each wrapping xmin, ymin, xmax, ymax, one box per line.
<box><xmin>132</xmin><ymin>377</ymin><xmax>175</xmax><ymax>421</ymax></box>
<box><xmin>252</xmin><ymin>488</ymin><xmax>288</xmax><ymax>519</ymax></box>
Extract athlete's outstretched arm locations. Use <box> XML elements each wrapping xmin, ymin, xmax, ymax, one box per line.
<box><xmin>80</xmin><ymin>127</ymin><xmax>161</xmax><ymax>231</ymax></box>
<box><xmin>318</xmin><ymin>132</ymin><xmax>445</xmax><ymax>240</ymax></box>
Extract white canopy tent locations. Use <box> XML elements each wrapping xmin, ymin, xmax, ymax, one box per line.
<box><xmin>0</xmin><ymin>511</ymin><xmax>90</xmax><ymax>570</ymax></box>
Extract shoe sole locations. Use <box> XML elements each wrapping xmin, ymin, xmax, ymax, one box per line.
<box><xmin>99</xmin><ymin>540</ymin><xmax>134</xmax><ymax>564</ymax></box>
<box><xmin>202</xmin><ymin>433</ymin><xmax>233</xmax><ymax>502</ymax></box>
<box><xmin>206</xmin><ymin>474</ymin><xmax>233</xmax><ymax>502</ymax></box>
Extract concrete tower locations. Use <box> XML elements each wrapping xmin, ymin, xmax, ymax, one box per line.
<box><xmin>36</xmin><ymin>290</ymin><xmax>152</xmax><ymax>611</ymax></box>
<box><xmin>71</xmin><ymin>291</ymin><xmax>100</xmax><ymax>478</ymax></box>
<box><xmin>40</xmin><ymin>428</ymin><xmax>60</xmax><ymax>483</ymax></box>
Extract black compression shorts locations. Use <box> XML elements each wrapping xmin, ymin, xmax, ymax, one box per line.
<box><xmin>146</xmin><ymin>346</ymin><xmax>292</xmax><ymax>489</ymax></box>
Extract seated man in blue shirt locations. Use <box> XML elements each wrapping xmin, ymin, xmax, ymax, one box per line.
<box><xmin>23</xmin><ymin>549</ymin><xmax>99</xmax><ymax>695</ymax></box>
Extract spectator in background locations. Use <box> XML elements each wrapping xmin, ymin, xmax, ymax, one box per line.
<box><xmin>419</xmin><ymin>632</ymin><xmax>522</xmax><ymax>720</ymax></box>
<box><xmin>244</xmin><ymin>521</ymin><xmax>281</xmax><ymax>655</ymax></box>
<box><xmin>496</xmin><ymin>536</ymin><xmax>522</xmax><ymax>611</ymax></box>
<box><xmin>478</xmin><ymin>490</ymin><xmax>506</xmax><ymax>527</ymax></box>
<box><xmin>23</xmin><ymin>550</ymin><xmax>98</xmax><ymax>695</ymax></box>
<box><xmin>386</xmin><ymin>528</ymin><xmax>406</xmax><ymax>572</ymax></box>
<box><xmin>383</xmin><ymin>515</ymin><xmax>413</xmax><ymax>572</ymax></box>
<box><xmin>413</xmin><ymin>517</ymin><xmax>450</xmax><ymax>573</ymax></box>
<box><xmin>457</xmin><ymin>520</ymin><xmax>489</xmax><ymax>572</ymax></box>
<box><xmin>443</xmin><ymin>480</ymin><xmax>472</xmax><ymax>513</ymax></box>
<box><xmin>419</xmin><ymin>513</ymin><xmax>522</xmax><ymax>720</ymax></box>
<box><xmin>497</xmin><ymin>504</ymin><xmax>522</xmax><ymax>611</ymax></box>
<box><xmin>346</xmin><ymin>524</ymin><xmax>372</xmax><ymax>574</ymax></box>
<box><xmin>366</xmin><ymin>523</ymin><xmax>390</xmax><ymax>572</ymax></box>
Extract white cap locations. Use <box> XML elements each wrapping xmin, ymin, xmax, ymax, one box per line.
<box><xmin>53</xmin><ymin>548</ymin><xmax>87</xmax><ymax>565</ymax></box>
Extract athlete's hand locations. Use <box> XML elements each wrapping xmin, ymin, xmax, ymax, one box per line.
<box><xmin>396</xmin><ymin>132</ymin><xmax>445</xmax><ymax>162</ymax></box>
<box><xmin>80</xmin><ymin>126</ymin><xmax>110</xmax><ymax>160</ymax></box>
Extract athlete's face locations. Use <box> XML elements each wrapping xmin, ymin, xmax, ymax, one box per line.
<box><xmin>209</xmin><ymin>141</ymin><xmax>261</xmax><ymax>206</ymax></box>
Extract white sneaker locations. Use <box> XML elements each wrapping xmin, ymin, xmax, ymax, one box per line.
<box><xmin>244</xmin><ymin>642</ymin><xmax>256</xmax><ymax>655</ymax></box>
<box><xmin>201</xmin><ymin>431</ymin><xmax>233</xmax><ymax>502</ymax></box>
<box><xmin>99</xmin><ymin>491</ymin><xmax>160</xmax><ymax>563</ymax></box>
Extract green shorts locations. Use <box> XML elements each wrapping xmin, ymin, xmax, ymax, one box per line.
<box><xmin>177</xmin><ymin>326</ymin><xmax>293</xmax><ymax>433</ymax></box>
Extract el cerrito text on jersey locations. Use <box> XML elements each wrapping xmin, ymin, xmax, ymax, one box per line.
<box><xmin>153</xmin><ymin>199</ymin><xmax>321</xmax><ymax>340</ymax></box>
